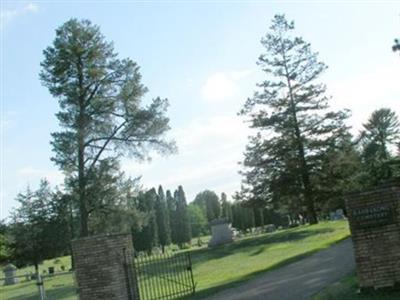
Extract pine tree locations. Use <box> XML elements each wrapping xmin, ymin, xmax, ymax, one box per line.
<box><xmin>220</xmin><ymin>192</ymin><xmax>233</xmax><ymax>223</ymax></box>
<box><xmin>155</xmin><ymin>185</ymin><xmax>171</xmax><ymax>253</ymax></box>
<box><xmin>231</xmin><ymin>202</ymin><xmax>255</xmax><ymax>231</ymax></box>
<box><xmin>360</xmin><ymin>108</ymin><xmax>400</xmax><ymax>185</ymax></box>
<box><xmin>393</xmin><ymin>38</ymin><xmax>400</xmax><ymax>53</ymax></box>
<box><xmin>315</xmin><ymin>134</ymin><xmax>363</xmax><ymax>212</ymax></box>
<box><xmin>134</xmin><ymin>189</ymin><xmax>158</xmax><ymax>254</ymax></box>
<box><xmin>166</xmin><ymin>190</ymin><xmax>178</xmax><ymax>244</ymax></box>
<box><xmin>40</xmin><ymin>19</ymin><xmax>175</xmax><ymax>237</ymax></box>
<box><xmin>239</xmin><ymin>15</ymin><xmax>350</xmax><ymax>224</ymax></box>
<box><xmin>193</xmin><ymin>190</ymin><xmax>221</xmax><ymax>222</ymax></box>
<box><xmin>174</xmin><ymin>186</ymin><xmax>191</xmax><ymax>247</ymax></box>
<box><xmin>9</xmin><ymin>180</ymin><xmax>69</xmax><ymax>270</ymax></box>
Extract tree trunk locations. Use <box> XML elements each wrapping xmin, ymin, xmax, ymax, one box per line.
<box><xmin>281</xmin><ymin>46</ymin><xmax>318</xmax><ymax>225</ymax></box>
<box><xmin>77</xmin><ymin>57</ymin><xmax>89</xmax><ymax>237</ymax></box>
<box><xmin>78</xmin><ymin>119</ymin><xmax>88</xmax><ymax>236</ymax></box>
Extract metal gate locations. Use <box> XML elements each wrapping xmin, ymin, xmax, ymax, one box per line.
<box><xmin>134</xmin><ymin>252</ymin><xmax>196</xmax><ymax>300</ymax></box>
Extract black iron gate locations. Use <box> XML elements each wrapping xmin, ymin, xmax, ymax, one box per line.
<box><xmin>134</xmin><ymin>252</ymin><xmax>196</xmax><ymax>300</ymax></box>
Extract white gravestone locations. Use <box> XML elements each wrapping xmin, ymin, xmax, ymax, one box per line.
<box><xmin>208</xmin><ymin>219</ymin><xmax>234</xmax><ymax>247</ymax></box>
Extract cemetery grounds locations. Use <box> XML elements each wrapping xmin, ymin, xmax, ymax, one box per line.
<box><xmin>1</xmin><ymin>220</ymin><xmax>383</xmax><ymax>300</ymax></box>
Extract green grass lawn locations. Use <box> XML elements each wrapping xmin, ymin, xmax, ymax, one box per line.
<box><xmin>312</xmin><ymin>273</ymin><xmax>400</xmax><ymax>300</ymax></box>
<box><xmin>186</xmin><ymin>220</ymin><xmax>350</xmax><ymax>299</ymax></box>
<box><xmin>1</xmin><ymin>220</ymin><xmax>350</xmax><ymax>300</ymax></box>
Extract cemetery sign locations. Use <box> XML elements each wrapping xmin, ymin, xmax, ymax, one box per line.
<box><xmin>350</xmin><ymin>204</ymin><xmax>395</xmax><ymax>229</ymax></box>
<box><xmin>345</xmin><ymin>180</ymin><xmax>400</xmax><ymax>292</ymax></box>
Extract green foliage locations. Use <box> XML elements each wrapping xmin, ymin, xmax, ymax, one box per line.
<box><xmin>8</xmin><ymin>180</ymin><xmax>70</xmax><ymax>269</ymax></box>
<box><xmin>393</xmin><ymin>38</ymin><xmax>400</xmax><ymax>53</ymax></box>
<box><xmin>40</xmin><ymin>18</ymin><xmax>175</xmax><ymax>236</ymax></box>
<box><xmin>166</xmin><ymin>190</ymin><xmax>178</xmax><ymax>244</ymax></box>
<box><xmin>188</xmin><ymin>204</ymin><xmax>209</xmax><ymax>238</ymax></box>
<box><xmin>174</xmin><ymin>186</ymin><xmax>192</xmax><ymax>246</ymax></box>
<box><xmin>220</xmin><ymin>192</ymin><xmax>233</xmax><ymax>223</ymax></box>
<box><xmin>314</xmin><ymin>135</ymin><xmax>363</xmax><ymax>213</ymax></box>
<box><xmin>238</xmin><ymin>14</ymin><xmax>350</xmax><ymax>223</ymax></box>
<box><xmin>133</xmin><ymin>189</ymin><xmax>159</xmax><ymax>253</ymax></box>
<box><xmin>231</xmin><ymin>201</ymin><xmax>255</xmax><ymax>231</ymax></box>
<box><xmin>87</xmin><ymin>174</ymin><xmax>145</xmax><ymax>235</ymax></box>
<box><xmin>193</xmin><ymin>190</ymin><xmax>221</xmax><ymax>222</ymax></box>
<box><xmin>0</xmin><ymin>221</ymin><xmax>11</xmax><ymax>263</ymax></box>
<box><xmin>359</xmin><ymin>108</ymin><xmax>400</xmax><ymax>185</ymax></box>
<box><xmin>155</xmin><ymin>185</ymin><xmax>171</xmax><ymax>251</ymax></box>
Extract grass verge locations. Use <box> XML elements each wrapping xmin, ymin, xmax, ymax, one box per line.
<box><xmin>1</xmin><ymin>220</ymin><xmax>350</xmax><ymax>300</ymax></box>
<box><xmin>312</xmin><ymin>273</ymin><xmax>400</xmax><ymax>300</ymax></box>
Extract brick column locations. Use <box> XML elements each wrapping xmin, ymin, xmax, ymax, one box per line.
<box><xmin>71</xmin><ymin>234</ymin><xmax>140</xmax><ymax>300</ymax></box>
<box><xmin>345</xmin><ymin>180</ymin><xmax>400</xmax><ymax>291</ymax></box>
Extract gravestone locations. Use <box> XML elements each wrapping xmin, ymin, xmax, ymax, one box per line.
<box><xmin>265</xmin><ymin>224</ymin><xmax>276</xmax><ymax>233</ymax></box>
<box><xmin>71</xmin><ymin>234</ymin><xmax>140</xmax><ymax>300</ymax></box>
<box><xmin>3</xmin><ymin>264</ymin><xmax>18</xmax><ymax>285</ymax></box>
<box><xmin>345</xmin><ymin>180</ymin><xmax>400</xmax><ymax>292</ymax></box>
<box><xmin>208</xmin><ymin>218</ymin><xmax>234</xmax><ymax>247</ymax></box>
<box><xmin>329</xmin><ymin>208</ymin><xmax>345</xmax><ymax>221</ymax></box>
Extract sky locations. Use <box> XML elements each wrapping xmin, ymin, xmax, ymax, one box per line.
<box><xmin>1</xmin><ymin>1</ymin><xmax>399</xmax><ymax>220</ymax></box>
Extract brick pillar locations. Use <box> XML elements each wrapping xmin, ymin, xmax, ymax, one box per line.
<box><xmin>71</xmin><ymin>234</ymin><xmax>140</xmax><ymax>300</ymax></box>
<box><xmin>345</xmin><ymin>180</ymin><xmax>400</xmax><ymax>291</ymax></box>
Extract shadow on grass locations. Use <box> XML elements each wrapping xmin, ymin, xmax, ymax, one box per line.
<box><xmin>181</xmin><ymin>233</ymin><xmax>350</xmax><ymax>300</ymax></box>
<box><xmin>189</xmin><ymin>227</ymin><xmax>336</xmax><ymax>264</ymax></box>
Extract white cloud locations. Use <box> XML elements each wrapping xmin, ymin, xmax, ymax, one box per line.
<box><xmin>0</xmin><ymin>2</ymin><xmax>39</xmax><ymax>28</ymax></box>
<box><xmin>24</xmin><ymin>3</ymin><xmax>39</xmax><ymax>13</ymax></box>
<box><xmin>201</xmin><ymin>69</ymin><xmax>254</xmax><ymax>102</ymax></box>
<box><xmin>121</xmin><ymin>114</ymin><xmax>253</xmax><ymax>201</ymax></box>
<box><xmin>329</xmin><ymin>63</ymin><xmax>400</xmax><ymax>133</ymax></box>
<box><xmin>173</xmin><ymin>115</ymin><xmax>251</xmax><ymax>152</ymax></box>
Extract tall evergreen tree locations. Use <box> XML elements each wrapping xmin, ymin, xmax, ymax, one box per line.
<box><xmin>239</xmin><ymin>15</ymin><xmax>350</xmax><ymax>224</ymax></box>
<box><xmin>9</xmin><ymin>180</ymin><xmax>69</xmax><ymax>270</ymax></box>
<box><xmin>360</xmin><ymin>108</ymin><xmax>400</xmax><ymax>185</ymax></box>
<box><xmin>315</xmin><ymin>134</ymin><xmax>363</xmax><ymax>212</ymax></box>
<box><xmin>155</xmin><ymin>185</ymin><xmax>171</xmax><ymax>252</ymax></box>
<box><xmin>174</xmin><ymin>186</ymin><xmax>191</xmax><ymax>247</ymax></box>
<box><xmin>193</xmin><ymin>190</ymin><xmax>221</xmax><ymax>222</ymax></box>
<box><xmin>40</xmin><ymin>19</ymin><xmax>175</xmax><ymax>237</ymax></box>
<box><xmin>166</xmin><ymin>190</ymin><xmax>178</xmax><ymax>244</ymax></box>
<box><xmin>133</xmin><ymin>189</ymin><xmax>158</xmax><ymax>254</ymax></box>
<box><xmin>231</xmin><ymin>202</ymin><xmax>255</xmax><ymax>231</ymax></box>
<box><xmin>220</xmin><ymin>192</ymin><xmax>233</xmax><ymax>223</ymax></box>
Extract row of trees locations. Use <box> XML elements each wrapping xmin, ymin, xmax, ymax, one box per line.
<box><xmin>1</xmin><ymin>179</ymin><xmax>293</xmax><ymax>268</ymax></box>
<box><xmin>236</xmin><ymin>15</ymin><xmax>400</xmax><ymax>223</ymax></box>
<box><xmin>1</xmin><ymin>180</ymin><xmax>192</xmax><ymax>266</ymax></box>
<box><xmin>133</xmin><ymin>185</ymin><xmax>192</xmax><ymax>253</ymax></box>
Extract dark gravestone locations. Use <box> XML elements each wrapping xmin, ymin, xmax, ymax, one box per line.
<box><xmin>71</xmin><ymin>234</ymin><xmax>140</xmax><ymax>300</ymax></box>
<box><xmin>345</xmin><ymin>180</ymin><xmax>400</xmax><ymax>291</ymax></box>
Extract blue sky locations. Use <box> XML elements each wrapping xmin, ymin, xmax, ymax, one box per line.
<box><xmin>1</xmin><ymin>1</ymin><xmax>399</xmax><ymax>219</ymax></box>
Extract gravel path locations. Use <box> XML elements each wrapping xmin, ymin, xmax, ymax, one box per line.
<box><xmin>204</xmin><ymin>238</ymin><xmax>355</xmax><ymax>300</ymax></box>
